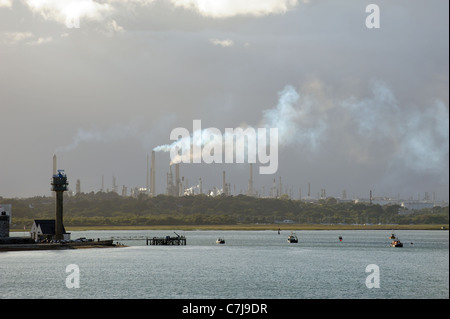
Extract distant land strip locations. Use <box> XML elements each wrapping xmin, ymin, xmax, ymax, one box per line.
<box><xmin>11</xmin><ymin>224</ymin><xmax>448</xmax><ymax>232</ymax></box>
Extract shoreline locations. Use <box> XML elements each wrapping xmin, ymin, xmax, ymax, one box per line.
<box><xmin>11</xmin><ymin>224</ymin><xmax>448</xmax><ymax>232</ymax></box>
<box><xmin>0</xmin><ymin>240</ymin><xmax>119</xmax><ymax>252</ymax></box>
<box><xmin>4</xmin><ymin>224</ymin><xmax>446</xmax><ymax>252</ymax></box>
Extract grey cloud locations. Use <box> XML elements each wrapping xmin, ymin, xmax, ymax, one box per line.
<box><xmin>0</xmin><ymin>0</ymin><xmax>448</xmax><ymax>200</ymax></box>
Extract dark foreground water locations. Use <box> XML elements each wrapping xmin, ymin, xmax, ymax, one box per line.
<box><xmin>1</xmin><ymin>230</ymin><xmax>448</xmax><ymax>299</ymax></box>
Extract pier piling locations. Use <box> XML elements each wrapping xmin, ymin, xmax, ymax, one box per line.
<box><xmin>146</xmin><ymin>235</ymin><xmax>186</xmax><ymax>246</ymax></box>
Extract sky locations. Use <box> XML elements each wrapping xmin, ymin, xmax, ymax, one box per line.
<box><xmin>0</xmin><ymin>0</ymin><xmax>448</xmax><ymax>201</ymax></box>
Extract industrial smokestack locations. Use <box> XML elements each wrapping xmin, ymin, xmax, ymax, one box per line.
<box><xmin>223</xmin><ymin>171</ymin><xmax>226</xmax><ymax>195</ymax></box>
<box><xmin>166</xmin><ymin>165</ymin><xmax>173</xmax><ymax>195</ymax></box>
<box><xmin>112</xmin><ymin>176</ymin><xmax>118</xmax><ymax>194</ymax></box>
<box><xmin>272</xmin><ymin>178</ymin><xmax>276</xmax><ymax>198</ymax></box>
<box><xmin>52</xmin><ymin>155</ymin><xmax>57</xmax><ymax>197</ymax></box>
<box><xmin>151</xmin><ymin>150</ymin><xmax>156</xmax><ymax>196</ymax></box>
<box><xmin>279</xmin><ymin>176</ymin><xmax>282</xmax><ymax>197</ymax></box>
<box><xmin>248</xmin><ymin>164</ymin><xmax>253</xmax><ymax>196</ymax></box>
<box><xmin>53</xmin><ymin>154</ymin><xmax>57</xmax><ymax>176</ymax></box>
<box><xmin>175</xmin><ymin>163</ymin><xmax>180</xmax><ymax>197</ymax></box>
<box><xmin>146</xmin><ymin>154</ymin><xmax>149</xmax><ymax>194</ymax></box>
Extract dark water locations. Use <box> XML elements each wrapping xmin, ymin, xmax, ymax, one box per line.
<box><xmin>1</xmin><ymin>230</ymin><xmax>448</xmax><ymax>299</ymax></box>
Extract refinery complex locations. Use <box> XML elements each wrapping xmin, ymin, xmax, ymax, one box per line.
<box><xmin>52</xmin><ymin>153</ymin><xmax>448</xmax><ymax>212</ymax></box>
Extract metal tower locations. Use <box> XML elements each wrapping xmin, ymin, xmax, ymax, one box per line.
<box><xmin>51</xmin><ymin>170</ymin><xmax>68</xmax><ymax>240</ymax></box>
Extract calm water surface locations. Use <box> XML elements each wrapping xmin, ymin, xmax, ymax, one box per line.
<box><xmin>1</xmin><ymin>230</ymin><xmax>448</xmax><ymax>299</ymax></box>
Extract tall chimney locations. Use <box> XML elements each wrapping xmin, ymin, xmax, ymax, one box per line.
<box><xmin>150</xmin><ymin>150</ymin><xmax>156</xmax><ymax>196</ymax></box>
<box><xmin>272</xmin><ymin>178</ymin><xmax>276</xmax><ymax>198</ymax></box>
<box><xmin>223</xmin><ymin>171</ymin><xmax>226</xmax><ymax>195</ymax></box>
<box><xmin>175</xmin><ymin>163</ymin><xmax>180</xmax><ymax>197</ymax></box>
<box><xmin>76</xmin><ymin>179</ymin><xmax>81</xmax><ymax>195</ymax></box>
<box><xmin>146</xmin><ymin>154</ymin><xmax>149</xmax><ymax>194</ymax></box>
<box><xmin>52</xmin><ymin>155</ymin><xmax>57</xmax><ymax>197</ymax></box>
<box><xmin>53</xmin><ymin>154</ymin><xmax>57</xmax><ymax>176</ymax></box>
<box><xmin>248</xmin><ymin>164</ymin><xmax>253</xmax><ymax>196</ymax></box>
<box><xmin>279</xmin><ymin>176</ymin><xmax>282</xmax><ymax>197</ymax></box>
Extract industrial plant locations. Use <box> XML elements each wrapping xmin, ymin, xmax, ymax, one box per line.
<box><xmin>50</xmin><ymin>151</ymin><xmax>447</xmax><ymax>214</ymax></box>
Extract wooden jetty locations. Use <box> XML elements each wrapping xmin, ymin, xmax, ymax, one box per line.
<box><xmin>146</xmin><ymin>232</ymin><xmax>186</xmax><ymax>246</ymax></box>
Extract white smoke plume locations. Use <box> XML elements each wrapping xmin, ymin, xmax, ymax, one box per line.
<box><xmin>154</xmin><ymin>80</ymin><xmax>448</xmax><ymax>185</ymax></box>
<box><xmin>394</xmin><ymin>99</ymin><xmax>449</xmax><ymax>177</ymax></box>
<box><xmin>261</xmin><ymin>85</ymin><xmax>327</xmax><ymax>151</ymax></box>
<box><xmin>56</xmin><ymin>123</ymin><xmax>139</xmax><ymax>153</ymax></box>
<box><xmin>153</xmin><ymin>84</ymin><xmax>325</xmax><ymax>163</ymax></box>
<box><xmin>340</xmin><ymin>80</ymin><xmax>449</xmax><ymax>178</ymax></box>
<box><xmin>57</xmin><ymin>80</ymin><xmax>448</xmax><ymax>186</ymax></box>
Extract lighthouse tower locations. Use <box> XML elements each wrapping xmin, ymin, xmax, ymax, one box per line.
<box><xmin>51</xmin><ymin>170</ymin><xmax>69</xmax><ymax>240</ymax></box>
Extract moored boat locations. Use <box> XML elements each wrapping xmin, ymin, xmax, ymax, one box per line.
<box><xmin>390</xmin><ymin>238</ymin><xmax>403</xmax><ymax>247</ymax></box>
<box><xmin>287</xmin><ymin>232</ymin><xmax>298</xmax><ymax>243</ymax></box>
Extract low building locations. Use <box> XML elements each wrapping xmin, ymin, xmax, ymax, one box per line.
<box><xmin>30</xmin><ymin>220</ymin><xmax>70</xmax><ymax>241</ymax></box>
<box><xmin>400</xmin><ymin>201</ymin><xmax>434</xmax><ymax>212</ymax></box>
<box><xmin>275</xmin><ymin>219</ymin><xmax>295</xmax><ymax>224</ymax></box>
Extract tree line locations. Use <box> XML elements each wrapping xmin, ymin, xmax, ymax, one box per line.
<box><xmin>2</xmin><ymin>192</ymin><xmax>448</xmax><ymax>227</ymax></box>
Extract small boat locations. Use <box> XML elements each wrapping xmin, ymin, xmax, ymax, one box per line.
<box><xmin>216</xmin><ymin>238</ymin><xmax>225</xmax><ymax>244</ymax></box>
<box><xmin>389</xmin><ymin>233</ymin><xmax>396</xmax><ymax>239</ymax></box>
<box><xmin>287</xmin><ymin>232</ymin><xmax>298</xmax><ymax>243</ymax></box>
<box><xmin>338</xmin><ymin>236</ymin><xmax>343</xmax><ymax>242</ymax></box>
<box><xmin>390</xmin><ymin>238</ymin><xmax>403</xmax><ymax>247</ymax></box>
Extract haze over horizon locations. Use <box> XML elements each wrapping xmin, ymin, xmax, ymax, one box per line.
<box><xmin>0</xmin><ymin>0</ymin><xmax>448</xmax><ymax>201</ymax></box>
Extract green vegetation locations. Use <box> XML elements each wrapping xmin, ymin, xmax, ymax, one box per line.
<box><xmin>2</xmin><ymin>192</ymin><xmax>448</xmax><ymax>229</ymax></box>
